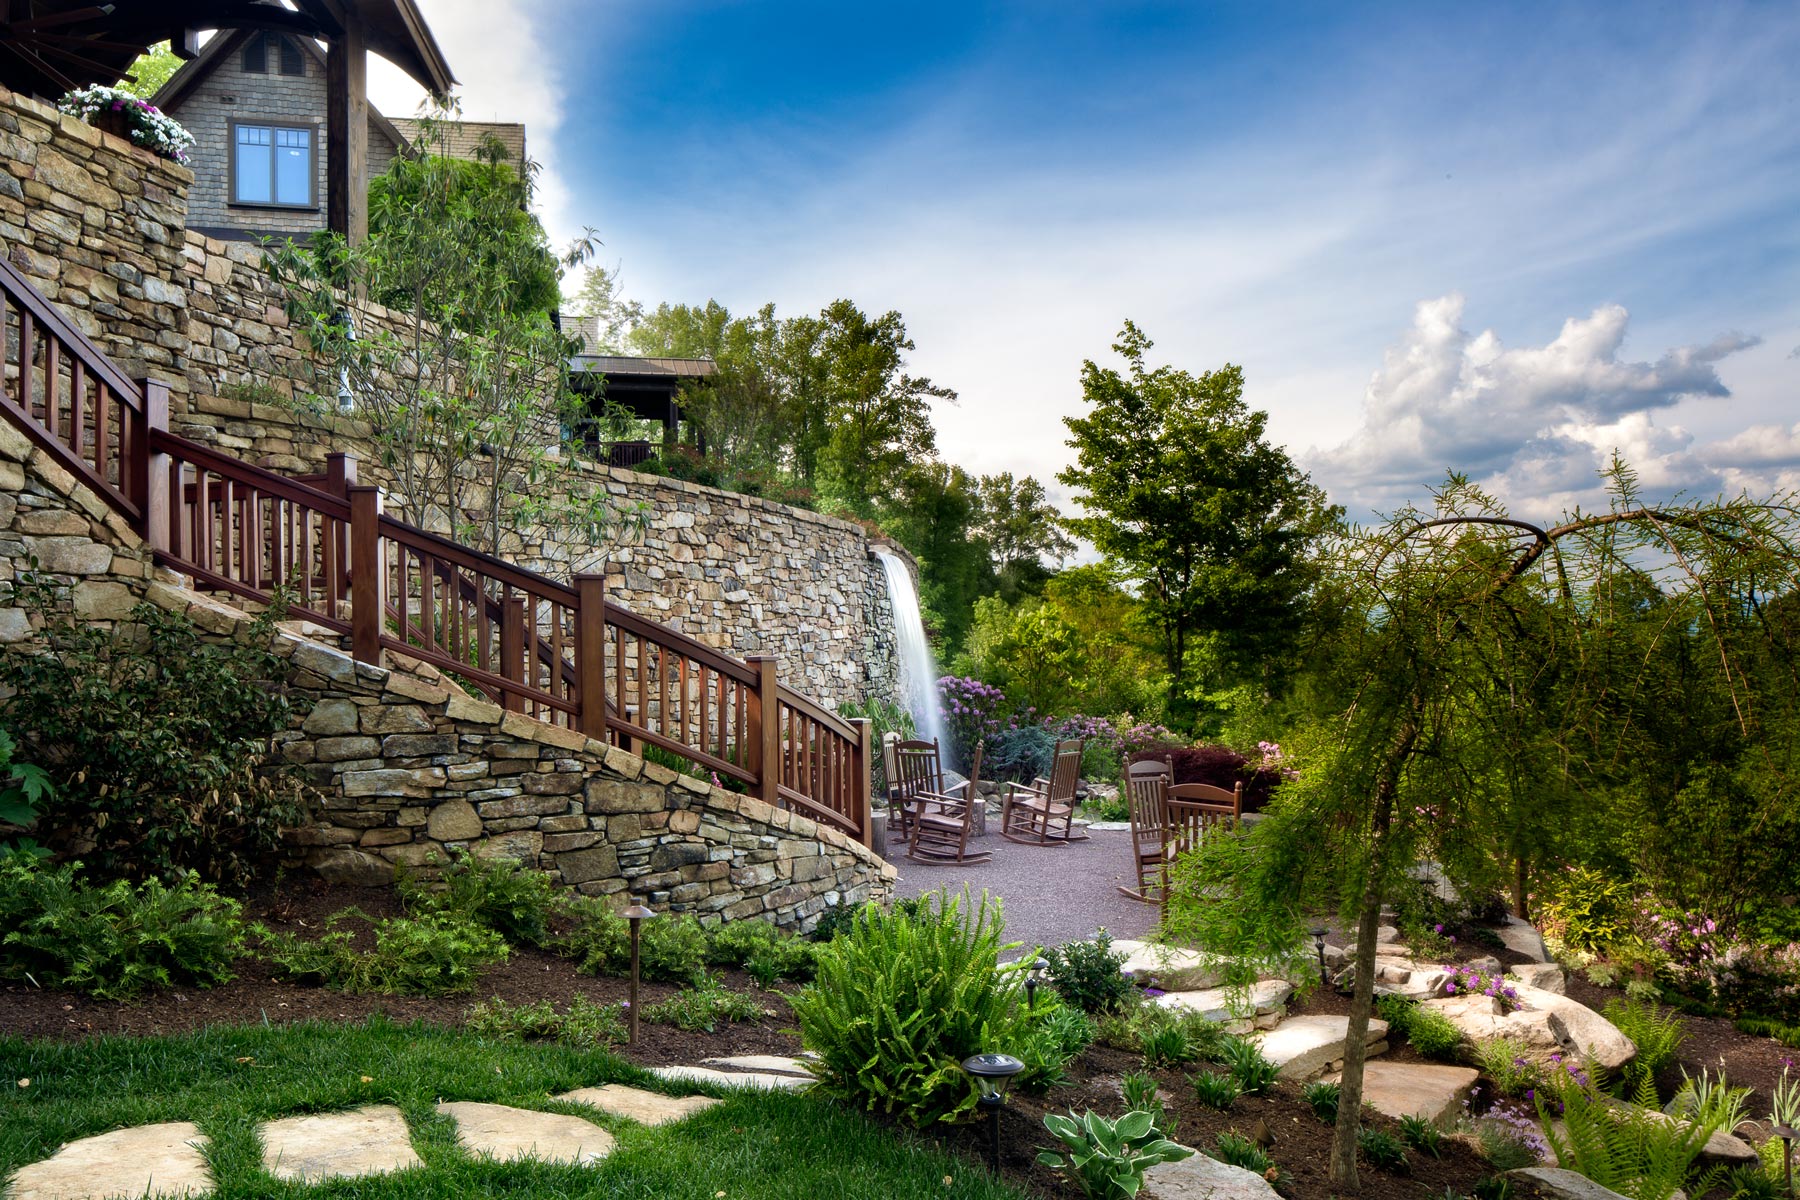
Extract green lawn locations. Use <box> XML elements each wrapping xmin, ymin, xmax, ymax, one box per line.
<box><xmin>0</xmin><ymin>1018</ymin><xmax>1032</xmax><ymax>1200</ymax></box>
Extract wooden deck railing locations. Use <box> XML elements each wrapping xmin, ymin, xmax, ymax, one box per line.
<box><xmin>0</xmin><ymin>261</ymin><xmax>872</xmax><ymax>844</ymax></box>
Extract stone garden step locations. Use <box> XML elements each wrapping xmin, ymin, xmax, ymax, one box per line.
<box><xmin>648</xmin><ymin>1064</ymin><xmax>810</xmax><ymax>1091</ymax></box>
<box><xmin>1324</xmin><ymin>1061</ymin><xmax>1479</xmax><ymax>1128</ymax></box>
<box><xmin>555</xmin><ymin>1084</ymin><xmax>720</xmax><ymax>1126</ymax></box>
<box><xmin>1151</xmin><ymin>979</ymin><xmax>1293</xmax><ymax>1032</ymax></box>
<box><xmin>1141</xmin><ymin>1147</ymin><xmax>1281</xmax><ymax>1198</ymax></box>
<box><xmin>1507</xmin><ymin>1167</ymin><xmax>1644</xmax><ymax>1200</ymax></box>
<box><xmin>434</xmin><ymin>1102</ymin><xmax>613</xmax><ymax>1165</ymax></box>
<box><xmin>1253</xmin><ymin>1014</ymin><xmax>1389</xmax><ymax>1081</ymax></box>
<box><xmin>259</xmin><ymin>1105</ymin><xmax>423</xmax><ymax>1183</ymax></box>
<box><xmin>699</xmin><ymin>1055</ymin><xmax>813</xmax><ymax>1077</ymax></box>
<box><xmin>5</xmin><ymin>1121</ymin><xmax>212</xmax><ymax>1200</ymax></box>
<box><xmin>1498</xmin><ymin>917</ymin><xmax>1550</xmax><ymax>963</ymax></box>
<box><xmin>1113</xmin><ymin>940</ymin><xmax>1231</xmax><ymax>991</ymax></box>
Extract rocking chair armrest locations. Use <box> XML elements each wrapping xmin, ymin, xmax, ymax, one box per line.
<box><xmin>1005</xmin><ymin>779</ymin><xmax>1049</xmax><ymax>800</ymax></box>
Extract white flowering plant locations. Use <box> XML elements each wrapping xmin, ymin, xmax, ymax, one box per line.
<box><xmin>56</xmin><ymin>85</ymin><xmax>195</xmax><ymax>165</ymax></box>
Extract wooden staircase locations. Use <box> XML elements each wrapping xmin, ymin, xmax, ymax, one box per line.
<box><xmin>0</xmin><ymin>256</ymin><xmax>872</xmax><ymax>844</ymax></box>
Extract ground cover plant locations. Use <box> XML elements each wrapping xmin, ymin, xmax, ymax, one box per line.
<box><xmin>257</xmin><ymin>909</ymin><xmax>508</xmax><ymax>995</ymax></box>
<box><xmin>0</xmin><ymin>1019</ymin><xmax>1031</xmax><ymax>1200</ymax></box>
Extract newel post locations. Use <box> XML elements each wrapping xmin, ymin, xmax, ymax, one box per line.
<box><xmin>849</xmin><ymin>717</ymin><xmax>873</xmax><ymax>847</ymax></box>
<box><xmin>574</xmin><ymin>573</ymin><xmax>609</xmax><ymax>743</ymax></box>
<box><xmin>748</xmin><ymin>653</ymin><xmax>780</xmax><ymax>807</ymax></box>
<box><xmin>348</xmin><ymin>484</ymin><xmax>383</xmax><ymax>666</ymax></box>
<box><xmin>500</xmin><ymin>596</ymin><xmax>527</xmax><ymax>713</ymax></box>
<box><xmin>134</xmin><ymin>379</ymin><xmax>170</xmax><ymax>551</ymax></box>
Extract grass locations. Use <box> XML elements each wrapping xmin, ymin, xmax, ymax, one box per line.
<box><xmin>0</xmin><ymin>1018</ymin><xmax>1029</xmax><ymax>1200</ymax></box>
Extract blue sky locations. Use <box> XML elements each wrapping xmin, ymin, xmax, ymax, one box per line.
<box><xmin>373</xmin><ymin>1</ymin><xmax>1800</xmax><ymax>520</ymax></box>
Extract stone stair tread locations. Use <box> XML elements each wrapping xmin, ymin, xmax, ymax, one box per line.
<box><xmin>698</xmin><ymin>1055</ymin><xmax>812</xmax><ymax>1076</ymax></box>
<box><xmin>434</xmin><ymin>1101</ymin><xmax>613</xmax><ymax>1165</ymax></box>
<box><xmin>554</xmin><ymin>1084</ymin><xmax>720</xmax><ymax>1126</ymax></box>
<box><xmin>5</xmin><ymin>1120</ymin><xmax>212</xmax><ymax>1200</ymax></box>
<box><xmin>1150</xmin><ymin>979</ymin><xmax>1293</xmax><ymax>1027</ymax></box>
<box><xmin>1253</xmin><ymin>1014</ymin><xmax>1389</xmax><ymax>1080</ymax></box>
<box><xmin>648</xmin><ymin>1065</ymin><xmax>810</xmax><ymax>1091</ymax></box>
<box><xmin>1322</xmin><ymin>1061</ymin><xmax>1478</xmax><ymax>1127</ymax></box>
<box><xmin>259</xmin><ymin>1105</ymin><xmax>423</xmax><ymax>1182</ymax></box>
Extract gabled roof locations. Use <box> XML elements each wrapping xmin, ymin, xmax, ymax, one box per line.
<box><xmin>573</xmin><ymin>356</ymin><xmax>720</xmax><ymax>380</ymax></box>
<box><xmin>154</xmin><ymin>27</ymin><xmax>411</xmax><ymax>155</ymax></box>
<box><xmin>0</xmin><ymin>0</ymin><xmax>453</xmax><ymax>101</ymax></box>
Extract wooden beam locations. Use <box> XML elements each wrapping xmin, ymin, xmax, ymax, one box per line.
<box><xmin>325</xmin><ymin>11</ymin><xmax>368</xmax><ymax>245</ymax></box>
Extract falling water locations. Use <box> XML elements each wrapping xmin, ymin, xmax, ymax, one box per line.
<box><xmin>873</xmin><ymin>546</ymin><xmax>949</xmax><ymax>761</ymax></box>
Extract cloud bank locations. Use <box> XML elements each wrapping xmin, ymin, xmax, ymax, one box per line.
<box><xmin>1311</xmin><ymin>295</ymin><xmax>1767</xmax><ymax>518</ymax></box>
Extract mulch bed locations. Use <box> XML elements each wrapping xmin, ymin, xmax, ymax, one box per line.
<box><xmin>5</xmin><ymin>882</ymin><xmax>1796</xmax><ymax>1198</ymax></box>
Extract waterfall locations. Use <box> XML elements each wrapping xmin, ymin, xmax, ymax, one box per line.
<box><xmin>873</xmin><ymin>546</ymin><xmax>949</xmax><ymax>761</ymax></box>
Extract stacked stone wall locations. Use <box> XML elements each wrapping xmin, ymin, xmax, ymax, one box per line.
<box><xmin>0</xmin><ymin>410</ymin><xmax>895</xmax><ymax>927</ymax></box>
<box><xmin>0</xmin><ymin>82</ymin><xmax>905</xmax><ymax>709</ymax></box>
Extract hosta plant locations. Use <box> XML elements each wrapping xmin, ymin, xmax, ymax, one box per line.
<box><xmin>1036</xmin><ymin>1109</ymin><xmax>1192</xmax><ymax>1199</ymax></box>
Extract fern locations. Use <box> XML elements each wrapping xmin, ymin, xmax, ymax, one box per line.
<box><xmin>1538</xmin><ymin>1073</ymin><xmax>1724</xmax><ymax>1200</ymax></box>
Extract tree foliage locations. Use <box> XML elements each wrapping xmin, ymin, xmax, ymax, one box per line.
<box><xmin>1059</xmin><ymin>322</ymin><xmax>1337</xmax><ymax>714</ymax></box>
<box><xmin>119</xmin><ymin>42</ymin><xmax>181</xmax><ymax>98</ymax></box>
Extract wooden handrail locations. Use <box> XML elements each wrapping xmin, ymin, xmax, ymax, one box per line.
<box><xmin>0</xmin><ymin>261</ymin><xmax>871</xmax><ymax>844</ymax></box>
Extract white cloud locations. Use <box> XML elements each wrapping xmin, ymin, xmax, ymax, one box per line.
<box><xmin>1310</xmin><ymin>295</ymin><xmax>1760</xmax><ymax>517</ymax></box>
<box><xmin>365</xmin><ymin>0</ymin><xmax>577</xmax><ymax>247</ymax></box>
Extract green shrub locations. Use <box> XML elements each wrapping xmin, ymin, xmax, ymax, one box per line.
<box><xmin>1377</xmin><ymin>992</ymin><xmax>1417</xmax><ymax>1031</ymax></box>
<box><xmin>463</xmin><ymin>994</ymin><xmax>626</xmax><ymax>1048</ymax></box>
<box><xmin>1398</xmin><ymin>1114</ymin><xmax>1444</xmax><ymax>1157</ymax></box>
<box><xmin>985</xmin><ymin>725</ymin><xmax>1055</xmax><ymax>783</ymax></box>
<box><xmin>1734</xmin><ymin>1015</ymin><xmax>1800</xmax><ymax>1048</ymax></box>
<box><xmin>259</xmin><ymin>909</ymin><xmax>507</xmax><ymax>995</ymax></box>
<box><xmin>0</xmin><ymin>581</ymin><xmax>308</xmax><ymax>887</ymax></box>
<box><xmin>789</xmin><ymin>890</ymin><xmax>1063</xmax><ymax>1126</ymax></box>
<box><xmin>1358</xmin><ymin>1127</ymin><xmax>1410</xmax><ymax>1173</ymax></box>
<box><xmin>1603</xmin><ymin>996</ymin><xmax>1685</xmax><ymax>1090</ymax></box>
<box><xmin>1538</xmin><ymin>866</ymin><xmax>1640</xmax><ymax>957</ymax></box>
<box><xmin>707</xmin><ymin>918</ymin><xmax>816</xmax><ymax>985</ymax></box>
<box><xmin>554</xmin><ymin>898</ymin><xmax>708</xmax><ymax>983</ymax></box>
<box><xmin>0</xmin><ymin>726</ymin><xmax>52</xmax><ymax>855</ymax></box>
<box><xmin>1407</xmin><ymin>1007</ymin><xmax>1466</xmax><ymax>1060</ymax></box>
<box><xmin>1120</xmin><ymin>1072</ymin><xmax>1175</xmax><ymax>1138</ymax></box>
<box><xmin>643</xmin><ymin>973</ymin><xmax>768</xmax><ymax>1032</ymax></box>
<box><xmin>809</xmin><ymin>899</ymin><xmax>867</xmax><ymax>942</ymax></box>
<box><xmin>399</xmin><ymin>849</ymin><xmax>560</xmax><ymax>947</ymax></box>
<box><xmin>0</xmin><ymin>857</ymin><xmax>245</xmax><ymax>1000</ymax></box>
<box><xmin>1212</xmin><ymin>1131</ymin><xmax>1274</xmax><ymax>1177</ymax></box>
<box><xmin>1475</xmin><ymin>1037</ymin><xmax>1545</xmax><ymax>1098</ymax></box>
<box><xmin>1043</xmin><ymin>929</ymin><xmax>1133</xmax><ymax>1013</ymax></box>
<box><xmin>1302</xmin><ymin>1080</ymin><xmax>1340</xmax><ymax>1123</ymax></box>
<box><xmin>1217</xmin><ymin>1034</ymin><xmax>1279</xmax><ymax>1094</ymax></box>
<box><xmin>1036</xmin><ymin>1110</ymin><xmax>1192</xmax><ymax>1199</ymax></box>
<box><xmin>1139</xmin><ymin>1023</ymin><xmax>1192</xmax><ymax>1070</ymax></box>
<box><xmin>1190</xmin><ymin>1069</ymin><xmax>1242</xmax><ymax>1110</ymax></box>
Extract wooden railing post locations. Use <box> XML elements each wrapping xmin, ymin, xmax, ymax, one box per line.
<box><xmin>748</xmin><ymin>654</ymin><xmax>780</xmax><ymax>807</ymax></box>
<box><xmin>348</xmin><ymin>484</ymin><xmax>383</xmax><ymax>666</ymax></box>
<box><xmin>134</xmin><ymin>379</ymin><xmax>170</xmax><ymax>551</ymax></box>
<box><xmin>849</xmin><ymin>717</ymin><xmax>873</xmax><ymax>847</ymax></box>
<box><xmin>323</xmin><ymin>452</ymin><xmax>357</xmax><ymax>496</ymax></box>
<box><xmin>500</xmin><ymin>595</ymin><xmax>527</xmax><ymax>713</ymax></box>
<box><xmin>574</xmin><ymin>573</ymin><xmax>608</xmax><ymax>743</ymax></box>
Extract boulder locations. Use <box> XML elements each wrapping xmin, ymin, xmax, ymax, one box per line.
<box><xmin>1512</xmin><ymin>984</ymin><xmax>1636</xmax><ymax>1071</ymax></box>
<box><xmin>1113</xmin><ymin>940</ymin><xmax>1229</xmax><ymax>990</ymax></box>
<box><xmin>1152</xmin><ymin>979</ymin><xmax>1293</xmax><ymax>1026</ymax></box>
<box><xmin>1508</xmin><ymin>1167</ymin><xmax>1638</xmax><ymax>1200</ymax></box>
<box><xmin>1142</xmin><ymin>1148</ymin><xmax>1280</xmax><ymax>1199</ymax></box>
<box><xmin>1420</xmin><ymin>993</ymin><xmax>1570</xmax><ymax>1055</ymax></box>
<box><xmin>1499</xmin><ymin>916</ymin><xmax>1550</xmax><ymax>962</ymax></box>
<box><xmin>1254</xmin><ymin>1014</ymin><xmax>1389</xmax><ymax>1081</ymax></box>
<box><xmin>1509</xmin><ymin>962</ymin><xmax>1567</xmax><ymax>994</ymax></box>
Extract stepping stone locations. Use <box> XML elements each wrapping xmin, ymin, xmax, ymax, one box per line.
<box><xmin>1325</xmin><ymin>1061</ymin><xmax>1478</xmax><ymax>1128</ymax></box>
<box><xmin>259</xmin><ymin>1105</ymin><xmax>422</xmax><ymax>1183</ymax></box>
<box><xmin>6</xmin><ymin>1121</ymin><xmax>212</xmax><ymax>1200</ymax></box>
<box><xmin>555</xmin><ymin>1084</ymin><xmax>719</xmax><ymax>1126</ymax></box>
<box><xmin>700</xmin><ymin>1055</ymin><xmax>812</xmax><ymax>1077</ymax></box>
<box><xmin>1498</xmin><ymin>917</ymin><xmax>1550</xmax><ymax>962</ymax></box>
<box><xmin>648</xmin><ymin>1065</ymin><xmax>810</xmax><ymax>1091</ymax></box>
<box><xmin>1334</xmin><ymin>955</ymin><xmax>1451</xmax><ymax>1000</ymax></box>
<box><xmin>1507</xmin><ymin>1167</ymin><xmax>1637</xmax><ymax>1200</ymax></box>
<box><xmin>1152</xmin><ymin>979</ymin><xmax>1293</xmax><ymax>1027</ymax></box>
<box><xmin>435</xmin><ymin>1102</ymin><xmax>613</xmax><ymax>1165</ymax></box>
<box><xmin>1253</xmin><ymin>1014</ymin><xmax>1389</xmax><ymax>1081</ymax></box>
<box><xmin>1113</xmin><ymin>940</ymin><xmax>1229</xmax><ymax>990</ymax></box>
<box><xmin>1141</xmin><ymin>1146</ymin><xmax>1280</xmax><ymax>1198</ymax></box>
<box><xmin>1509</xmin><ymin>962</ymin><xmax>1566</xmax><ymax>994</ymax></box>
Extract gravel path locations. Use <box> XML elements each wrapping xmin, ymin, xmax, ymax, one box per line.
<box><xmin>884</xmin><ymin>822</ymin><xmax>1158</xmax><ymax>952</ymax></box>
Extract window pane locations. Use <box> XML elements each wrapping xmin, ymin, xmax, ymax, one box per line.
<box><xmin>274</xmin><ymin>128</ymin><xmax>310</xmax><ymax>205</ymax></box>
<box><xmin>235</xmin><ymin>126</ymin><xmax>271</xmax><ymax>203</ymax></box>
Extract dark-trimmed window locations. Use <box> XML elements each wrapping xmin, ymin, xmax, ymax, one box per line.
<box><xmin>231</xmin><ymin>122</ymin><xmax>314</xmax><ymax>207</ymax></box>
<box><xmin>241</xmin><ymin>33</ymin><xmax>304</xmax><ymax>76</ymax></box>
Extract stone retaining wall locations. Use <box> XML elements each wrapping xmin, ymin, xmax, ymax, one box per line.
<box><xmin>0</xmin><ymin>81</ymin><xmax>905</xmax><ymax>710</ymax></box>
<box><xmin>0</xmin><ymin>405</ymin><xmax>895</xmax><ymax>929</ymax></box>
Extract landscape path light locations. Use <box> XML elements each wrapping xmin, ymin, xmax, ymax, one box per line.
<box><xmin>623</xmin><ymin>899</ymin><xmax>656</xmax><ymax>1043</ymax></box>
<box><xmin>1026</xmin><ymin>956</ymin><xmax>1049</xmax><ymax>1012</ymax></box>
<box><xmin>1310</xmin><ymin>927</ymin><xmax>1329</xmax><ymax>985</ymax></box>
<box><xmin>1772</xmin><ymin>1123</ymin><xmax>1796</xmax><ymax>1195</ymax></box>
<box><xmin>962</xmin><ymin>1053</ymin><xmax>1025</xmax><ymax>1172</ymax></box>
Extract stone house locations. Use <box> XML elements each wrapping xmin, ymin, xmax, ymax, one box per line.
<box><xmin>153</xmin><ymin>29</ymin><xmax>525</xmax><ymax>243</ymax></box>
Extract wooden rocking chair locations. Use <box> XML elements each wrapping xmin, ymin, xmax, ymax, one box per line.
<box><xmin>1164</xmin><ymin>780</ymin><xmax>1243</xmax><ymax>861</ymax></box>
<box><xmin>892</xmin><ymin>739</ymin><xmax>988</xmax><ymax>863</ymax></box>
<box><xmin>1000</xmin><ymin>737</ymin><xmax>1086</xmax><ymax>845</ymax></box>
<box><xmin>1117</xmin><ymin>755</ymin><xmax>1173</xmax><ymax>902</ymax></box>
<box><xmin>909</xmin><ymin>741</ymin><xmax>989</xmax><ymax>864</ymax></box>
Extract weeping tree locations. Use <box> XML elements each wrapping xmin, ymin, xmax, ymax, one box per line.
<box><xmin>1163</xmin><ymin>464</ymin><xmax>1800</xmax><ymax>1191</ymax></box>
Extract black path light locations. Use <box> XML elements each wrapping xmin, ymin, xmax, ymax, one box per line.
<box><xmin>623</xmin><ymin>899</ymin><xmax>656</xmax><ymax>1044</ymax></box>
<box><xmin>963</xmin><ymin>1053</ymin><xmax>1025</xmax><ymax>1172</ymax></box>
<box><xmin>1310</xmin><ymin>927</ymin><xmax>1330</xmax><ymax>985</ymax></box>
<box><xmin>1026</xmin><ymin>956</ymin><xmax>1050</xmax><ymax>1012</ymax></box>
<box><xmin>1772</xmin><ymin>1123</ymin><xmax>1796</xmax><ymax>1195</ymax></box>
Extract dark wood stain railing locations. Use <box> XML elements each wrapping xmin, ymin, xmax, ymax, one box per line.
<box><xmin>0</xmin><ymin>261</ymin><xmax>872</xmax><ymax>844</ymax></box>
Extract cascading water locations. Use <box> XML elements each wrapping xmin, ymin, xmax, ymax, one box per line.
<box><xmin>873</xmin><ymin>546</ymin><xmax>949</xmax><ymax>761</ymax></box>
